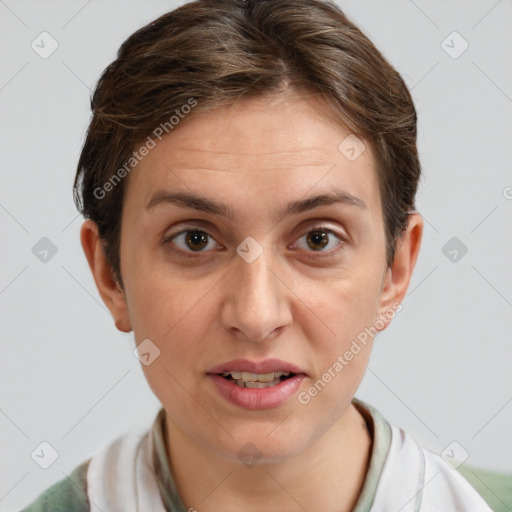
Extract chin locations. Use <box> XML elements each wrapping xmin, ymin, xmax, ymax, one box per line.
<box><xmin>210</xmin><ymin>423</ymin><xmax>315</xmax><ymax>466</ymax></box>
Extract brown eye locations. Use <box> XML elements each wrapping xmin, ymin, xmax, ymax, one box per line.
<box><xmin>164</xmin><ymin>229</ymin><xmax>218</xmax><ymax>256</ymax></box>
<box><xmin>294</xmin><ymin>226</ymin><xmax>344</xmax><ymax>255</ymax></box>
<box><xmin>184</xmin><ymin>230</ymin><xmax>209</xmax><ymax>251</ymax></box>
<box><xmin>306</xmin><ymin>230</ymin><xmax>330</xmax><ymax>251</ymax></box>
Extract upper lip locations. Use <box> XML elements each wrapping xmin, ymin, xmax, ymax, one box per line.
<box><xmin>207</xmin><ymin>358</ymin><xmax>307</xmax><ymax>375</ymax></box>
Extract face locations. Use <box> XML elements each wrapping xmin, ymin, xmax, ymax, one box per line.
<box><xmin>103</xmin><ymin>92</ymin><xmax>401</xmax><ymax>462</ymax></box>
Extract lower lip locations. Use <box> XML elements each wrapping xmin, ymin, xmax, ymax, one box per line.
<box><xmin>207</xmin><ymin>374</ymin><xmax>306</xmax><ymax>410</ymax></box>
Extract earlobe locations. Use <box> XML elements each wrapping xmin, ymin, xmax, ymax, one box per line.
<box><xmin>375</xmin><ymin>213</ymin><xmax>423</xmax><ymax>331</ymax></box>
<box><xmin>80</xmin><ymin>219</ymin><xmax>133</xmax><ymax>333</ymax></box>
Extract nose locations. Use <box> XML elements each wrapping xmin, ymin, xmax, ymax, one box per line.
<box><xmin>220</xmin><ymin>240</ymin><xmax>292</xmax><ymax>343</ymax></box>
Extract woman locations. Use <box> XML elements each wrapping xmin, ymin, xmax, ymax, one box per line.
<box><xmin>21</xmin><ymin>0</ymin><xmax>492</xmax><ymax>510</ymax></box>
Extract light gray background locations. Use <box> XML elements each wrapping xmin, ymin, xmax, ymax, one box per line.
<box><xmin>1</xmin><ymin>0</ymin><xmax>511</xmax><ymax>510</ymax></box>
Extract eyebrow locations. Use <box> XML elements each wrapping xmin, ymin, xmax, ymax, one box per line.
<box><xmin>146</xmin><ymin>188</ymin><xmax>367</xmax><ymax>220</ymax></box>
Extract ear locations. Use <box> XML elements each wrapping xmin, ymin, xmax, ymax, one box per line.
<box><xmin>80</xmin><ymin>219</ymin><xmax>132</xmax><ymax>333</ymax></box>
<box><xmin>375</xmin><ymin>213</ymin><xmax>423</xmax><ymax>331</ymax></box>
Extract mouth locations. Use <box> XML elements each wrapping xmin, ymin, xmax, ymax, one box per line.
<box><xmin>206</xmin><ymin>359</ymin><xmax>307</xmax><ymax>410</ymax></box>
<box><xmin>218</xmin><ymin>370</ymin><xmax>296</xmax><ymax>388</ymax></box>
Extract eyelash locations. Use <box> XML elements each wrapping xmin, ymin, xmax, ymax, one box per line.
<box><xmin>162</xmin><ymin>225</ymin><xmax>346</xmax><ymax>259</ymax></box>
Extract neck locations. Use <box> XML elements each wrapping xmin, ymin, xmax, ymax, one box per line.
<box><xmin>164</xmin><ymin>403</ymin><xmax>372</xmax><ymax>512</ymax></box>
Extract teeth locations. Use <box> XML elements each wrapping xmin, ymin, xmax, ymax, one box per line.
<box><xmin>247</xmin><ymin>372</ymin><xmax>272</xmax><ymax>382</ymax></box>
<box><xmin>221</xmin><ymin>371</ymin><xmax>291</xmax><ymax>384</ymax></box>
<box><xmin>234</xmin><ymin>378</ymin><xmax>281</xmax><ymax>388</ymax></box>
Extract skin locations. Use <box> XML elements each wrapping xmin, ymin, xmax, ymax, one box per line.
<box><xmin>81</xmin><ymin>90</ymin><xmax>423</xmax><ymax>512</ymax></box>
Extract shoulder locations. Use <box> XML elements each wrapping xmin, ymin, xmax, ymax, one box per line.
<box><xmin>20</xmin><ymin>411</ymin><xmax>166</xmax><ymax>512</ymax></box>
<box><xmin>20</xmin><ymin>459</ymin><xmax>91</xmax><ymax>512</ymax></box>
<box><xmin>420</xmin><ymin>444</ymin><xmax>493</xmax><ymax>511</ymax></box>
<box><xmin>87</xmin><ymin>429</ymin><xmax>167</xmax><ymax>511</ymax></box>
<box><xmin>375</xmin><ymin>423</ymin><xmax>493</xmax><ymax>511</ymax></box>
<box><xmin>457</xmin><ymin>465</ymin><xmax>512</xmax><ymax>512</ymax></box>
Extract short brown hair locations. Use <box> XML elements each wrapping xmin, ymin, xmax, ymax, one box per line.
<box><xmin>73</xmin><ymin>0</ymin><xmax>421</xmax><ymax>289</ymax></box>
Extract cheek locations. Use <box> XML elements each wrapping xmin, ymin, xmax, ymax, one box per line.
<box><xmin>298</xmin><ymin>267</ymin><xmax>382</xmax><ymax>348</ymax></box>
<box><xmin>125</xmin><ymin>253</ymin><xmax>213</xmax><ymax>336</ymax></box>
<box><xmin>128</xmin><ymin>276</ymin><xmax>216</xmax><ymax>408</ymax></box>
<box><xmin>125</xmin><ymin>264</ymin><xmax>231</xmax><ymax>387</ymax></box>
<box><xmin>295</xmin><ymin>279</ymin><xmax>377</xmax><ymax>418</ymax></box>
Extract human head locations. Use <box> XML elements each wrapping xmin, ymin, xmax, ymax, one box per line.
<box><xmin>74</xmin><ymin>0</ymin><xmax>421</xmax><ymax>291</ymax></box>
<box><xmin>77</xmin><ymin>0</ymin><xmax>423</xmax><ymax>468</ymax></box>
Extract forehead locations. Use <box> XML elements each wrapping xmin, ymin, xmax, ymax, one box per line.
<box><xmin>124</xmin><ymin>93</ymin><xmax>381</xmax><ymax>218</ymax></box>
